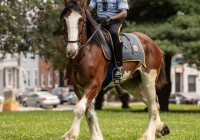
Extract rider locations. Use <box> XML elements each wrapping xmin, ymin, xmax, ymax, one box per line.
<box><xmin>88</xmin><ymin>0</ymin><xmax>129</xmax><ymax>83</ymax></box>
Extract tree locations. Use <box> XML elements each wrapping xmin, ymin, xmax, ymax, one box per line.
<box><xmin>125</xmin><ymin>0</ymin><xmax>200</xmax><ymax>111</ymax></box>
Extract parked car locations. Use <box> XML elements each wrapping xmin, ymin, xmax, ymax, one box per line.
<box><xmin>22</xmin><ymin>91</ymin><xmax>60</xmax><ymax>108</ymax></box>
<box><xmin>16</xmin><ymin>87</ymin><xmax>43</xmax><ymax>103</ymax></box>
<box><xmin>184</xmin><ymin>92</ymin><xmax>200</xmax><ymax>104</ymax></box>
<box><xmin>169</xmin><ymin>92</ymin><xmax>200</xmax><ymax>104</ymax></box>
<box><xmin>66</xmin><ymin>91</ymin><xmax>78</xmax><ymax>105</ymax></box>
<box><xmin>51</xmin><ymin>86</ymin><xmax>74</xmax><ymax>104</ymax></box>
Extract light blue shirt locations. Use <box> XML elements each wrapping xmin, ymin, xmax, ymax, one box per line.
<box><xmin>89</xmin><ymin>0</ymin><xmax>129</xmax><ymax>18</ymax></box>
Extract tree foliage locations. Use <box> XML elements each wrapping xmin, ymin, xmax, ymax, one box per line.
<box><xmin>1</xmin><ymin>0</ymin><xmax>200</xmax><ymax>71</ymax></box>
<box><xmin>125</xmin><ymin>0</ymin><xmax>200</xmax><ymax>69</ymax></box>
<box><xmin>0</xmin><ymin>0</ymin><xmax>67</xmax><ymax>70</ymax></box>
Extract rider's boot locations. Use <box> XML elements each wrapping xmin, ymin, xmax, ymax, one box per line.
<box><xmin>113</xmin><ymin>42</ymin><xmax>123</xmax><ymax>84</ymax></box>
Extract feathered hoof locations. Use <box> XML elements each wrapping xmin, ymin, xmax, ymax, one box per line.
<box><xmin>161</xmin><ymin>123</ymin><xmax>170</xmax><ymax>136</ymax></box>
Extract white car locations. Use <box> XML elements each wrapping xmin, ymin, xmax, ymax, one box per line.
<box><xmin>22</xmin><ymin>91</ymin><xmax>60</xmax><ymax>108</ymax></box>
<box><xmin>66</xmin><ymin>92</ymin><xmax>78</xmax><ymax>105</ymax></box>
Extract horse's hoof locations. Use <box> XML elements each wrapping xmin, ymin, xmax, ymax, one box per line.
<box><xmin>161</xmin><ymin>123</ymin><xmax>170</xmax><ymax>136</ymax></box>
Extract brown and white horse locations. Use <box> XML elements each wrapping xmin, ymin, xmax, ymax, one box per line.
<box><xmin>60</xmin><ymin>0</ymin><xmax>170</xmax><ymax>140</ymax></box>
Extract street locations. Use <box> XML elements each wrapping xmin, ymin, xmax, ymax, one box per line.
<box><xmin>18</xmin><ymin>103</ymin><xmax>75</xmax><ymax>111</ymax></box>
<box><xmin>17</xmin><ymin>101</ymin><xmax>144</xmax><ymax>111</ymax></box>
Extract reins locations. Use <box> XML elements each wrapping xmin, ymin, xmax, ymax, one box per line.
<box><xmin>63</xmin><ymin>8</ymin><xmax>102</xmax><ymax>87</ymax></box>
<box><xmin>69</xmin><ymin>23</ymin><xmax>102</xmax><ymax>87</ymax></box>
<box><xmin>62</xmin><ymin>21</ymin><xmax>102</xmax><ymax>49</ymax></box>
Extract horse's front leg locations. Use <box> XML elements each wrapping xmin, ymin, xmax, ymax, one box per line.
<box><xmin>85</xmin><ymin>102</ymin><xmax>103</xmax><ymax>140</ymax></box>
<box><xmin>62</xmin><ymin>95</ymin><xmax>88</xmax><ymax>140</ymax></box>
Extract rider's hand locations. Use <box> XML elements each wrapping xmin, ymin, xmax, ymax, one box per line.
<box><xmin>106</xmin><ymin>17</ymin><xmax>112</xmax><ymax>23</ymax></box>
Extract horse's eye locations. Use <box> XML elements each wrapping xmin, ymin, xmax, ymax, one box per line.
<box><xmin>79</xmin><ymin>18</ymin><xmax>83</xmax><ymax>23</ymax></box>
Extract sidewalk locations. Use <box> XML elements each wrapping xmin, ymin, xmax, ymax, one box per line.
<box><xmin>17</xmin><ymin>104</ymin><xmax>75</xmax><ymax>111</ymax></box>
<box><xmin>17</xmin><ymin>101</ymin><xmax>144</xmax><ymax>111</ymax></box>
<box><xmin>105</xmin><ymin>101</ymin><xmax>144</xmax><ymax>106</ymax></box>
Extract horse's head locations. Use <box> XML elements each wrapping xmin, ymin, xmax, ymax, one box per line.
<box><xmin>61</xmin><ymin>0</ymin><xmax>87</xmax><ymax>58</ymax></box>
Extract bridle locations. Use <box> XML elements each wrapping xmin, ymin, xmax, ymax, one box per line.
<box><xmin>61</xmin><ymin>10</ymin><xmax>86</xmax><ymax>49</ymax></box>
<box><xmin>61</xmin><ymin>6</ymin><xmax>102</xmax><ymax>87</ymax></box>
<box><xmin>61</xmin><ymin>8</ymin><xmax>102</xmax><ymax>49</ymax></box>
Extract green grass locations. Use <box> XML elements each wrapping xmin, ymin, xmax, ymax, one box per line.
<box><xmin>103</xmin><ymin>103</ymin><xmax>200</xmax><ymax>112</ymax></box>
<box><xmin>0</xmin><ymin>104</ymin><xmax>200</xmax><ymax>140</ymax></box>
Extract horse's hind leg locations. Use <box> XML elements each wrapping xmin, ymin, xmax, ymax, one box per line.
<box><xmin>139</xmin><ymin>69</ymin><xmax>165</xmax><ymax>140</ymax></box>
<box><xmin>62</xmin><ymin>95</ymin><xmax>88</xmax><ymax>140</ymax></box>
<box><xmin>126</xmin><ymin>85</ymin><xmax>167</xmax><ymax>139</ymax></box>
<box><xmin>85</xmin><ymin>102</ymin><xmax>103</xmax><ymax>140</ymax></box>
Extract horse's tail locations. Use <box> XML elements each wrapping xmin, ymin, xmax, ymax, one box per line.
<box><xmin>156</xmin><ymin>54</ymin><xmax>167</xmax><ymax>89</ymax></box>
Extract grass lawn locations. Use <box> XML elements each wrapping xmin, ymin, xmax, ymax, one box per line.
<box><xmin>0</xmin><ymin>104</ymin><xmax>200</xmax><ymax>140</ymax></box>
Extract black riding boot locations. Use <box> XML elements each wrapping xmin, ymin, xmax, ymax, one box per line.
<box><xmin>113</xmin><ymin>42</ymin><xmax>123</xmax><ymax>84</ymax></box>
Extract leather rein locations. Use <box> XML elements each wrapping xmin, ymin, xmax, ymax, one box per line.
<box><xmin>62</xmin><ymin>8</ymin><xmax>102</xmax><ymax>87</ymax></box>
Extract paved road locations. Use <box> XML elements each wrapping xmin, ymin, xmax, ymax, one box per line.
<box><xmin>18</xmin><ymin>103</ymin><xmax>75</xmax><ymax>111</ymax></box>
<box><xmin>17</xmin><ymin>102</ymin><xmax>144</xmax><ymax>111</ymax></box>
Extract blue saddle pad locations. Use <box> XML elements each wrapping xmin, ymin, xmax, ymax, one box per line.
<box><xmin>101</xmin><ymin>33</ymin><xmax>146</xmax><ymax>67</ymax></box>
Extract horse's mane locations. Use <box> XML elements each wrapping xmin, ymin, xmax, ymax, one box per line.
<box><xmin>60</xmin><ymin>0</ymin><xmax>82</xmax><ymax>19</ymax></box>
<box><xmin>85</xmin><ymin>10</ymin><xmax>105</xmax><ymax>47</ymax></box>
<box><xmin>60</xmin><ymin>0</ymin><xmax>105</xmax><ymax>47</ymax></box>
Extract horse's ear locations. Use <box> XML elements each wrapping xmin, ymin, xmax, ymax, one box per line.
<box><xmin>64</xmin><ymin>0</ymin><xmax>69</xmax><ymax>6</ymax></box>
<box><xmin>78</xmin><ymin>0</ymin><xmax>87</xmax><ymax>7</ymax></box>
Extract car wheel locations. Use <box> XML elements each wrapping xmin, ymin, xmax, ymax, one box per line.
<box><xmin>22</xmin><ymin>101</ymin><xmax>28</xmax><ymax>107</ymax></box>
<box><xmin>18</xmin><ymin>97</ymin><xmax>22</xmax><ymax>103</ymax></box>
<box><xmin>36</xmin><ymin>102</ymin><xmax>42</xmax><ymax>108</ymax></box>
<box><xmin>60</xmin><ymin>101</ymin><xmax>64</xmax><ymax>104</ymax></box>
<box><xmin>53</xmin><ymin>105</ymin><xmax>57</xmax><ymax>108</ymax></box>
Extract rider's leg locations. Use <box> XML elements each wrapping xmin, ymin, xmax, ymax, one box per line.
<box><xmin>113</xmin><ymin>42</ymin><xmax>123</xmax><ymax>79</ymax></box>
<box><xmin>108</xmin><ymin>22</ymin><xmax>123</xmax><ymax>82</ymax></box>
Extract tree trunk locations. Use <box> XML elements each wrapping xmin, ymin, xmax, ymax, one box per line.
<box><xmin>115</xmin><ymin>85</ymin><xmax>130</xmax><ymax>108</ymax></box>
<box><xmin>156</xmin><ymin>53</ymin><xmax>172</xmax><ymax>112</ymax></box>
<box><xmin>59</xmin><ymin>71</ymin><xmax>64</xmax><ymax>87</ymax></box>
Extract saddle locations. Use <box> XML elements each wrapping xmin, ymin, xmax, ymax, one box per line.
<box><xmin>99</xmin><ymin>27</ymin><xmax>146</xmax><ymax>65</ymax></box>
<box><xmin>100</xmin><ymin>27</ymin><xmax>114</xmax><ymax>50</ymax></box>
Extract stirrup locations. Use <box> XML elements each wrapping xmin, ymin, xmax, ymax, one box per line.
<box><xmin>112</xmin><ymin>67</ymin><xmax>122</xmax><ymax>84</ymax></box>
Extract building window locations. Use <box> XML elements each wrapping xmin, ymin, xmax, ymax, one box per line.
<box><xmin>41</xmin><ymin>74</ymin><xmax>45</xmax><ymax>87</ymax></box>
<box><xmin>11</xmin><ymin>54</ymin><xmax>15</xmax><ymax>58</ymax></box>
<box><xmin>188</xmin><ymin>75</ymin><xmax>196</xmax><ymax>92</ymax></box>
<box><xmin>48</xmin><ymin>73</ymin><xmax>53</xmax><ymax>87</ymax></box>
<box><xmin>22</xmin><ymin>71</ymin><xmax>26</xmax><ymax>85</ymax></box>
<box><xmin>175</xmin><ymin>73</ymin><xmax>181</xmax><ymax>92</ymax></box>
<box><xmin>7</xmin><ymin>69</ymin><xmax>13</xmax><ymax>87</ymax></box>
<box><xmin>34</xmin><ymin>70</ymin><xmax>38</xmax><ymax>86</ymax></box>
<box><xmin>27</xmin><ymin>70</ymin><xmax>30</xmax><ymax>87</ymax></box>
<box><xmin>23</xmin><ymin>53</ymin><xmax>27</xmax><ymax>61</ymax></box>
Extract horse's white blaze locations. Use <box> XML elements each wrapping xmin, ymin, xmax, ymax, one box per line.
<box><xmin>64</xmin><ymin>10</ymin><xmax>82</xmax><ymax>58</ymax></box>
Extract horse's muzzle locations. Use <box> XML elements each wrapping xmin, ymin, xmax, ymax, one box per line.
<box><xmin>66</xmin><ymin>51</ymin><xmax>77</xmax><ymax>58</ymax></box>
<box><xmin>66</xmin><ymin>44</ymin><xmax>78</xmax><ymax>58</ymax></box>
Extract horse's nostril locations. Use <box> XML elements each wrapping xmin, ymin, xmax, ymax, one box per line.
<box><xmin>67</xmin><ymin>52</ymin><xmax>71</xmax><ymax>57</ymax></box>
